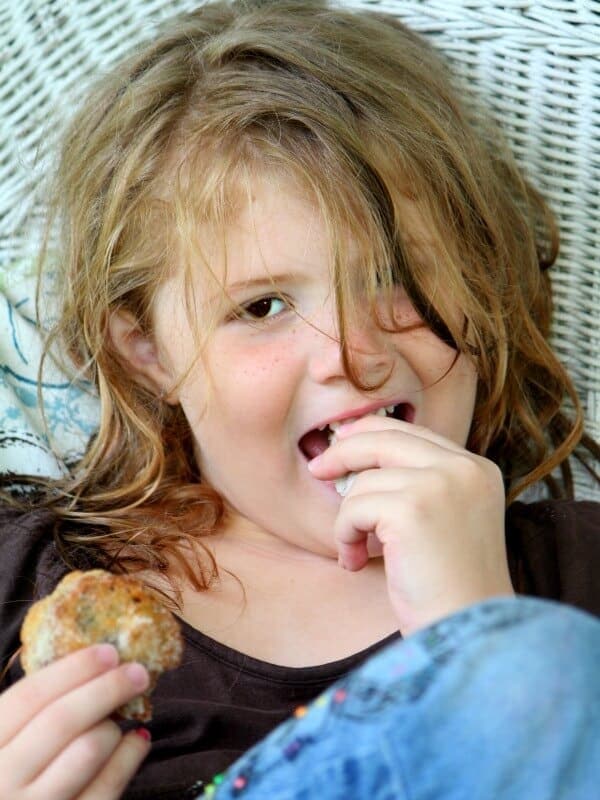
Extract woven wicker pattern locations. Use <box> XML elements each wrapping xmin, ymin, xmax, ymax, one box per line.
<box><xmin>0</xmin><ymin>0</ymin><xmax>598</xmax><ymax>498</ymax></box>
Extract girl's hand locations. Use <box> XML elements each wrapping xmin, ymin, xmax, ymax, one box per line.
<box><xmin>308</xmin><ymin>415</ymin><xmax>514</xmax><ymax>636</ymax></box>
<box><xmin>0</xmin><ymin>644</ymin><xmax>151</xmax><ymax>799</ymax></box>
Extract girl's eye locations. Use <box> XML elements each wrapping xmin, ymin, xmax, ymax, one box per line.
<box><xmin>240</xmin><ymin>296</ymin><xmax>288</xmax><ymax>320</ymax></box>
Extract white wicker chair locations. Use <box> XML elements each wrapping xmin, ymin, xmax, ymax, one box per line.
<box><xmin>0</xmin><ymin>0</ymin><xmax>598</xmax><ymax>498</ymax></box>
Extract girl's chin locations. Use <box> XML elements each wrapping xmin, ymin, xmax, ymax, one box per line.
<box><xmin>366</xmin><ymin>532</ymin><xmax>384</xmax><ymax>558</ymax></box>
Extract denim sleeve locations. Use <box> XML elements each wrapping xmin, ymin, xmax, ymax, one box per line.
<box><xmin>199</xmin><ymin>597</ymin><xmax>599</xmax><ymax>800</ymax></box>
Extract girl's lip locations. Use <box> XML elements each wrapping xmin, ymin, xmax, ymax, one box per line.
<box><xmin>300</xmin><ymin>400</ymin><xmax>415</xmax><ymax>441</ymax></box>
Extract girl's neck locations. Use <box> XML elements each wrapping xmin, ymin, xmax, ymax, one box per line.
<box><xmin>209</xmin><ymin>512</ymin><xmax>339</xmax><ymax>566</ymax></box>
<box><xmin>173</xmin><ymin>519</ymin><xmax>399</xmax><ymax>668</ymax></box>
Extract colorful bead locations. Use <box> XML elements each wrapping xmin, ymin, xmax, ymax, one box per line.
<box><xmin>333</xmin><ymin>688</ymin><xmax>347</xmax><ymax>703</ymax></box>
<box><xmin>233</xmin><ymin>775</ymin><xmax>248</xmax><ymax>789</ymax></box>
<box><xmin>294</xmin><ymin>705</ymin><xmax>308</xmax><ymax>718</ymax></box>
<box><xmin>283</xmin><ymin>738</ymin><xmax>304</xmax><ymax>759</ymax></box>
<box><xmin>204</xmin><ymin>785</ymin><xmax>216</xmax><ymax>797</ymax></box>
<box><xmin>213</xmin><ymin>773</ymin><xmax>225</xmax><ymax>786</ymax></box>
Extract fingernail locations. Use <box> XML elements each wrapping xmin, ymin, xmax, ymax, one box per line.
<box><xmin>307</xmin><ymin>455</ymin><xmax>322</xmax><ymax>471</ymax></box>
<box><xmin>95</xmin><ymin>643</ymin><xmax>119</xmax><ymax>666</ymax></box>
<box><xmin>135</xmin><ymin>727</ymin><xmax>151</xmax><ymax>742</ymax></box>
<box><xmin>125</xmin><ymin>663</ymin><xmax>149</xmax><ymax>690</ymax></box>
<box><xmin>337</xmin><ymin>554</ymin><xmax>348</xmax><ymax>570</ymax></box>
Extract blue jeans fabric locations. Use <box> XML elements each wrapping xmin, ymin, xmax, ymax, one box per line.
<box><xmin>199</xmin><ymin>598</ymin><xmax>600</xmax><ymax>800</ymax></box>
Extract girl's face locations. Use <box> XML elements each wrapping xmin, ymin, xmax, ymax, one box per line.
<box><xmin>149</xmin><ymin>175</ymin><xmax>478</xmax><ymax>557</ymax></box>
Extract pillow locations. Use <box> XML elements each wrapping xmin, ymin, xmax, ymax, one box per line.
<box><xmin>0</xmin><ymin>259</ymin><xmax>99</xmax><ymax>478</ymax></box>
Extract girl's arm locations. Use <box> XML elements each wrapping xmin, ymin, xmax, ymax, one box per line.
<box><xmin>0</xmin><ymin>645</ymin><xmax>150</xmax><ymax>800</ymax></box>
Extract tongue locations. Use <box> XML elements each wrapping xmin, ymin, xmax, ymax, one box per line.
<box><xmin>299</xmin><ymin>428</ymin><xmax>330</xmax><ymax>459</ymax></box>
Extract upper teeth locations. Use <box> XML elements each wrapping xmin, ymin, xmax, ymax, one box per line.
<box><xmin>328</xmin><ymin>404</ymin><xmax>395</xmax><ymax>433</ymax></box>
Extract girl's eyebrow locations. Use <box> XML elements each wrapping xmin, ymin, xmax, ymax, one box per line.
<box><xmin>224</xmin><ymin>272</ymin><xmax>305</xmax><ymax>294</ymax></box>
<box><xmin>205</xmin><ymin>272</ymin><xmax>306</xmax><ymax>306</ymax></box>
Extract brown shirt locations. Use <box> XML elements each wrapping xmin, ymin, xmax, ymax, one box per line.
<box><xmin>1</xmin><ymin>499</ymin><xmax>598</xmax><ymax>799</ymax></box>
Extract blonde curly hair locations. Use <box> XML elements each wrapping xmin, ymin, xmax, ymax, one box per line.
<box><xmin>28</xmin><ymin>0</ymin><xmax>598</xmax><ymax>597</ymax></box>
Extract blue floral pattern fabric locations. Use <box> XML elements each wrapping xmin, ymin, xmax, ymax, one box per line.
<box><xmin>0</xmin><ymin>260</ymin><xmax>99</xmax><ymax>477</ymax></box>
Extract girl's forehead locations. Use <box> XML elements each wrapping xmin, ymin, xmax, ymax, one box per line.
<box><xmin>161</xmin><ymin>156</ymin><xmax>445</xmax><ymax>328</ymax></box>
<box><xmin>179</xmin><ymin>173</ymin><xmax>337</xmax><ymax>282</ymax></box>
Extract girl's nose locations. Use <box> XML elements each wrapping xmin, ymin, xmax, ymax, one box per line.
<box><xmin>306</xmin><ymin>305</ymin><xmax>394</xmax><ymax>385</ymax></box>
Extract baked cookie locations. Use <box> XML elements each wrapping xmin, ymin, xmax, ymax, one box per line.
<box><xmin>20</xmin><ymin>569</ymin><xmax>183</xmax><ymax>721</ymax></box>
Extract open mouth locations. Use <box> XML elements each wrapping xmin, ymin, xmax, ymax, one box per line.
<box><xmin>298</xmin><ymin>403</ymin><xmax>414</xmax><ymax>460</ymax></box>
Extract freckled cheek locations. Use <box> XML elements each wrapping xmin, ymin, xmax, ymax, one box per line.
<box><xmin>205</xmin><ymin>341</ymin><xmax>301</xmax><ymax>431</ymax></box>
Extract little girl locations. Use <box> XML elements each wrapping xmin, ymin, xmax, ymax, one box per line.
<box><xmin>1</xmin><ymin>1</ymin><xmax>598</xmax><ymax>798</ymax></box>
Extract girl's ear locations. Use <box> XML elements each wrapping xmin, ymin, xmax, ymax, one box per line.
<box><xmin>108</xmin><ymin>309</ymin><xmax>177</xmax><ymax>401</ymax></box>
